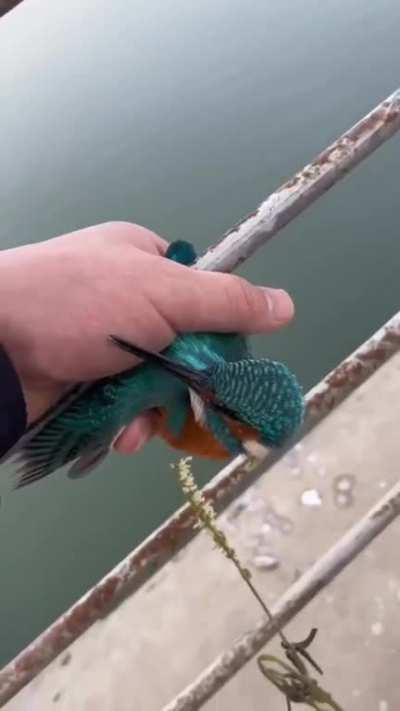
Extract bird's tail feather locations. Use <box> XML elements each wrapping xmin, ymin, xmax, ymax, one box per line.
<box><xmin>67</xmin><ymin>444</ymin><xmax>110</xmax><ymax>479</ymax></box>
<box><xmin>14</xmin><ymin>427</ymin><xmax>111</xmax><ymax>488</ymax></box>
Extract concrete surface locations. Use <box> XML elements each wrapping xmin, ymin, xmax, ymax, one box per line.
<box><xmin>5</xmin><ymin>352</ymin><xmax>400</xmax><ymax>711</ymax></box>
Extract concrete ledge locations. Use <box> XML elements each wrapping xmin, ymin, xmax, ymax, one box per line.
<box><xmin>6</xmin><ymin>353</ymin><xmax>400</xmax><ymax>711</ymax></box>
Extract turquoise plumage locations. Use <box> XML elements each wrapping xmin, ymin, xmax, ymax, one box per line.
<box><xmin>15</xmin><ymin>241</ymin><xmax>304</xmax><ymax>487</ymax></box>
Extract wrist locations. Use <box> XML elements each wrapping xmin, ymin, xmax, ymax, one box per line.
<box><xmin>0</xmin><ymin>247</ymin><xmax>31</xmax><ymax>423</ymax></box>
<box><xmin>0</xmin><ymin>344</ymin><xmax>27</xmax><ymax>456</ymax></box>
<box><xmin>0</xmin><ymin>247</ymin><xmax>20</xmax><ymax>343</ymax></box>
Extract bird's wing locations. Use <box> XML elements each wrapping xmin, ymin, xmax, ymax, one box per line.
<box><xmin>109</xmin><ymin>336</ymin><xmax>213</xmax><ymax>396</ymax></box>
<box><xmin>0</xmin><ymin>383</ymin><xmax>90</xmax><ymax>466</ymax></box>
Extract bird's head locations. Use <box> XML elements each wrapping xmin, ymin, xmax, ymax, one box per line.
<box><xmin>208</xmin><ymin>358</ymin><xmax>304</xmax><ymax>450</ymax></box>
<box><xmin>164</xmin><ymin>240</ymin><xmax>197</xmax><ymax>266</ymax></box>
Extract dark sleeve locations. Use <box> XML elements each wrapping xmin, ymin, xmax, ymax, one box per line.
<box><xmin>0</xmin><ymin>346</ymin><xmax>27</xmax><ymax>457</ymax></box>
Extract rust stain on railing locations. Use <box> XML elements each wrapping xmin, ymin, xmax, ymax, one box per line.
<box><xmin>306</xmin><ymin>319</ymin><xmax>400</xmax><ymax>420</ymax></box>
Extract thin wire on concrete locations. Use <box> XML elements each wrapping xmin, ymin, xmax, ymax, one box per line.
<box><xmin>0</xmin><ymin>89</ymin><xmax>400</xmax><ymax>706</ymax></box>
<box><xmin>163</xmin><ymin>474</ymin><xmax>400</xmax><ymax>710</ymax></box>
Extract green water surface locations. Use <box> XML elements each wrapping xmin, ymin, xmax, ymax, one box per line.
<box><xmin>0</xmin><ymin>0</ymin><xmax>399</xmax><ymax>665</ymax></box>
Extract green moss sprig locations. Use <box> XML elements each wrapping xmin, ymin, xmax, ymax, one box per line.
<box><xmin>173</xmin><ymin>457</ymin><xmax>344</xmax><ymax>711</ymax></box>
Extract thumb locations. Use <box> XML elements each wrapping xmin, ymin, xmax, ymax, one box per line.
<box><xmin>167</xmin><ymin>269</ymin><xmax>294</xmax><ymax>334</ymax></box>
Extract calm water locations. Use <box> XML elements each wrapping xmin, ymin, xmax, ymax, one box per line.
<box><xmin>0</xmin><ymin>0</ymin><xmax>399</xmax><ymax>665</ymax></box>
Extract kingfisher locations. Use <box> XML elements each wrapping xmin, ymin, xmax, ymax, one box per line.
<box><xmin>14</xmin><ymin>240</ymin><xmax>304</xmax><ymax>488</ymax></box>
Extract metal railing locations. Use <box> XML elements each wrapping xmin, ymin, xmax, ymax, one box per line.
<box><xmin>163</xmin><ymin>315</ymin><xmax>400</xmax><ymax>710</ymax></box>
<box><xmin>0</xmin><ymin>0</ymin><xmax>22</xmax><ymax>19</ymax></box>
<box><xmin>0</xmin><ymin>88</ymin><xmax>399</xmax><ymax>708</ymax></box>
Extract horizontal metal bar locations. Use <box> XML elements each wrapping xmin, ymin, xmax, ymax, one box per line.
<box><xmin>163</xmin><ymin>472</ymin><xmax>400</xmax><ymax>710</ymax></box>
<box><xmin>1</xmin><ymin>88</ymin><xmax>399</xmax><ymax>706</ymax></box>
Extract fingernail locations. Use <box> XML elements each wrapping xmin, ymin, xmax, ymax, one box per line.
<box><xmin>263</xmin><ymin>288</ymin><xmax>294</xmax><ymax>323</ymax></box>
<box><xmin>131</xmin><ymin>429</ymin><xmax>150</xmax><ymax>452</ymax></box>
<box><xmin>112</xmin><ymin>418</ymin><xmax>153</xmax><ymax>454</ymax></box>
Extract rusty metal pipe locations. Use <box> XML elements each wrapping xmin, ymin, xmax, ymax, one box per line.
<box><xmin>163</xmin><ymin>472</ymin><xmax>400</xmax><ymax>711</ymax></box>
<box><xmin>196</xmin><ymin>88</ymin><xmax>400</xmax><ymax>273</ymax></box>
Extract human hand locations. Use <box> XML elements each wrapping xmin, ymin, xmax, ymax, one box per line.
<box><xmin>0</xmin><ymin>222</ymin><xmax>294</xmax><ymax>452</ymax></box>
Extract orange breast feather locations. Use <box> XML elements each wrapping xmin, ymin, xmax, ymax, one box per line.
<box><xmin>156</xmin><ymin>409</ymin><xmax>257</xmax><ymax>459</ymax></box>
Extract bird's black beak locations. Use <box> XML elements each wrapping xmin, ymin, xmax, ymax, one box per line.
<box><xmin>109</xmin><ymin>335</ymin><xmax>212</xmax><ymax>394</ymax></box>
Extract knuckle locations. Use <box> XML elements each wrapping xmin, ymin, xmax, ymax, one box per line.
<box><xmin>102</xmin><ymin>222</ymin><xmax>166</xmax><ymax>253</ymax></box>
<box><xmin>102</xmin><ymin>220</ymin><xmax>139</xmax><ymax>235</ymax></box>
<box><xmin>226</xmin><ymin>275</ymin><xmax>262</xmax><ymax>320</ymax></box>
